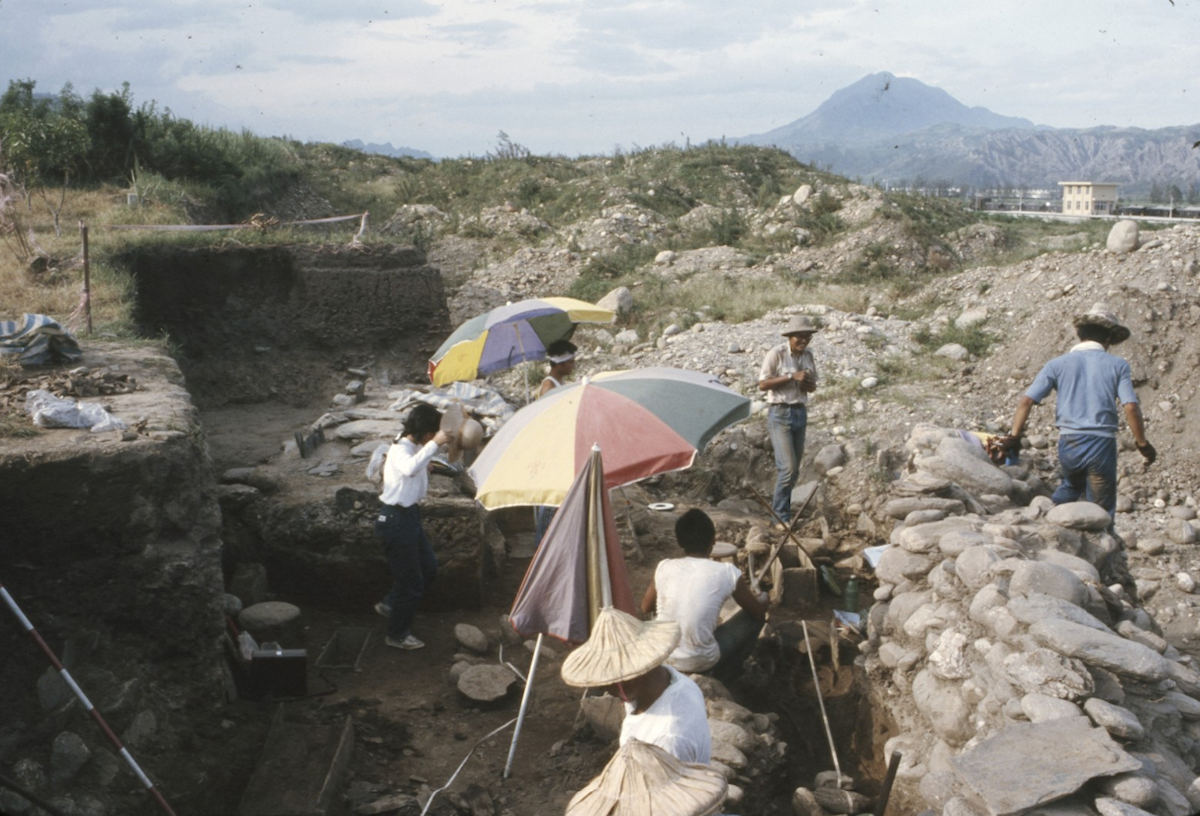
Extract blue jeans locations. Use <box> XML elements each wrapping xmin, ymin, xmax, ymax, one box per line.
<box><xmin>768</xmin><ymin>403</ymin><xmax>808</xmax><ymax>522</ymax></box>
<box><xmin>1051</xmin><ymin>433</ymin><xmax>1118</xmax><ymax>517</ymax></box>
<box><xmin>712</xmin><ymin>610</ymin><xmax>764</xmax><ymax>682</ymax></box>
<box><xmin>376</xmin><ymin>504</ymin><xmax>438</xmax><ymax>639</ymax></box>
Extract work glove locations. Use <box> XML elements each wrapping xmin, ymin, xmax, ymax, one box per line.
<box><xmin>1137</xmin><ymin>441</ymin><xmax>1157</xmax><ymax>466</ymax></box>
<box><xmin>986</xmin><ymin>434</ymin><xmax>1020</xmax><ymax>465</ymax></box>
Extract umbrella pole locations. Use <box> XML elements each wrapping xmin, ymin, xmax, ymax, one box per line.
<box><xmin>590</xmin><ymin>446</ymin><xmax>614</xmax><ymax>609</ymax></box>
<box><xmin>502</xmin><ymin>633</ymin><xmax>543</xmax><ymax>779</ymax></box>
<box><xmin>616</xmin><ymin>486</ymin><xmax>644</xmax><ymax>563</ymax></box>
<box><xmin>515</xmin><ymin>323</ymin><xmax>531</xmax><ymax>406</ymax></box>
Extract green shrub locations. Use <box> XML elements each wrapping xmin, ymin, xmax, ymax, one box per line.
<box><xmin>699</xmin><ymin>207</ymin><xmax>746</xmax><ymax>246</ymax></box>
<box><xmin>569</xmin><ymin>243</ymin><xmax>658</xmax><ymax>301</ymax></box>
<box><xmin>912</xmin><ymin>322</ymin><xmax>995</xmax><ymax>357</ymax></box>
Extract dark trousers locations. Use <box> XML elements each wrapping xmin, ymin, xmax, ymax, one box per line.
<box><xmin>376</xmin><ymin>504</ymin><xmax>438</xmax><ymax>639</ymax></box>
<box><xmin>1051</xmin><ymin>433</ymin><xmax>1118</xmax><ymax>517</ymax></box>
<box><xmin>711</xmin><ymin>610</ymin><xmax>764</xmax><ymax>682</ymax></box>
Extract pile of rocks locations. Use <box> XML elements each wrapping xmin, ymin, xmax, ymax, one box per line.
<box><xmin>859</xmin><ymin>424</ymin><xmax>1200</xmax><ymax>816</ymax></box>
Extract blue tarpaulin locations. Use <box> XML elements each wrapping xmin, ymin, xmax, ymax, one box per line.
<box><xmin>0</xmin><ymin>313</ymin><xmax>82</xmax><ymax>366</ymax></box>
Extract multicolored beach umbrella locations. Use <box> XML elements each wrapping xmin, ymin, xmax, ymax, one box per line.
<box><xmin>468</xmin><ymin>367</ymin><xmax>751</xmax><ymax>510</ymax></box>
<box><xmin>427</xmin><ymin>297</ymin><xmax>614</xmax><ymax>387</ymax></box>
<box><xmin>508</xmin><ymin>445</ymin><xmax>636</xmax><ymax>644</ymax></box>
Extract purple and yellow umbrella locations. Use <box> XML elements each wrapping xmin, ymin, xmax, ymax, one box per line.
<box><xmin>468</xmin><ymin>367</ymin><xmax>751</xmax><ymax>510</ymax></box>
<box><xmin>427</xmin><ymin>297</ymin><xmax>614</xmax><ymax>387</ymax></box>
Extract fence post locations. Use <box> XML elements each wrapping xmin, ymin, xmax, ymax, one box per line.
<box><xmin>80</xmin><ymin>220</ymin><xmax>92</xmax><ymax>335</ymax></box>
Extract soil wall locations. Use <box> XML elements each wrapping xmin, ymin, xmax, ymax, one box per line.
<box><xmin>121</xmin><ymin>244</ymin><xmax>450</xmax><ymax>408</ymax></box>
<box><xmin>0</xmin><ymin>343</ymin><xmax>229</xmax><ymax>814</ymax></box>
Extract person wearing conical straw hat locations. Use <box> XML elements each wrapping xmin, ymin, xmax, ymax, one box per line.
<box><xmin>565</xmin><ymin>738</ymin><xmax>727</xmax><ymax>816</ymax></box>
<box><xmin>562</xmin><ymin>607</ymin><xmax>711</xmax><ymax>764</ymax></box>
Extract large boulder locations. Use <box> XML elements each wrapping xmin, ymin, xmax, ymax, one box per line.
<box><xmin>1106</xmin><ymin>220</ymin><xmax>1139</xmax><ymax>254</ymax></box>
<box><xmin>917</xmin><ymin>437</ymin><xmax>1014</xmax><ymax>497</ymax></box>
<box><xmin>596</xmin><ymin>286</ymin><xmax>633</xmax><ymax>317</ymax></box>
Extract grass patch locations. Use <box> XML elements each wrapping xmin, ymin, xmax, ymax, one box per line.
<box><xmin>879</xmin><ymin>192</ymin><xmax>976</xmax><ymax>243</ymax></box>
<box><xmin>912</xmin><ymin>322</ymin><xmax>996</xmax><ymax>357</ymax></box>
<box><xmin>0</xmin><ymin>412</ymin><xmax>38</xmax><ymax>438</ymax></box>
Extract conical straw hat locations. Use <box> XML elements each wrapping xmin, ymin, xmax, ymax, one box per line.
<box><xmin>566</xmin><ymin>739</ymin><xmax>727</xmax><ymax>816</ymax></box>
<box><xmin>561</xmin><ymin>607</ymin><xmax>680</xmax><ymax>687</ymax></box>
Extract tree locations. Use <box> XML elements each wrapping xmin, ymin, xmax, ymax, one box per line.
<box><xmin>85</xmin><ymin>83</ymin><xmax>136</xmax><ymax>182</ymax></box>
<box><xmin>0</xmin><ymin>80</ymin><xmax>90</xmax><ymax>229</ymax></box>
<box><xmin>490</xmin><ymin>131</ymin><xmax>531</xmax><ymax>161</ymax></box>
<box><xmin>36</xmin><ymin>113</ymin><xmax>88</xmax><ymax>234</ymax></box>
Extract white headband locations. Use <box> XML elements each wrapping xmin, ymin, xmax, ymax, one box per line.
<box><xmin>547</xmin><ymin>352</ymin><xmax>575</xmax><ymax>364</ymax></box>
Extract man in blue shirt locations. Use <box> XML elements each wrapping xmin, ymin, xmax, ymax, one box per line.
<box><xmin>1005</xmin><ymin>304</ymin><xmax>1156</xmax><ymax>516</ymax></box>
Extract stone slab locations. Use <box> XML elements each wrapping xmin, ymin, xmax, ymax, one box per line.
<box><xmin>953</xmin><ymin>717</ymin><xmax>1140</xmax><ymax>815</ymax></box>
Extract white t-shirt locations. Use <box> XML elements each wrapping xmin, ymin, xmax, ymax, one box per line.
<box><xmin>379</xmin><ymin>437</ymin><xmax>438</xmax><ymax>507</ymax></box>
<box><xmin>655</xmin><ymin>557</ymin><xmax>741</xmax><ymax>672</ymax></box>
<box><xmin>619</xmin><ymin>666</ymin><xmax>711</xmax><ymax>764</ymax></box>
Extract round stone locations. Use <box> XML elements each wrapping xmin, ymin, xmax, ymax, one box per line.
<box><xmin>238</xmin><ymin>601</ymin><xmax>303</xmax><ymax>647</ymax></box>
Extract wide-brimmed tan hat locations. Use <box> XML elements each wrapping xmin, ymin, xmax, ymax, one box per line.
<box><xmin>1073</xmin><ymin>303</ymin><xmax>1130</xmax><ymax>344</ymax></box>
<box><xmin>781</xmin><ymin>315</ymin><xmax>820</xmax><ymax>336</ymax></box>
<box><xmin>566</xmin><ymin>739</ymin><xmax>727</xmax><ymax>816</ymax></box>
<box><xmin>560</xmin><ymin>607</ymin><xmax>680</xmax><ymax>687</ymax></box>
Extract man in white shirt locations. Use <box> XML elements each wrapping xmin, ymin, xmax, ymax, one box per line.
<box><xmin>561</xmin><ymin>607</ymin><xmax>711</xmax><ymax>764</ymax></box>
<box><xmin>757</xmin><ymin>314</ymin><xmax>820</xmax><ymax>526</ymax></box>
<box><xmin>640</xmin><ymin>509</ymin><xmax>767</xmax><ymax>682</ymax></box>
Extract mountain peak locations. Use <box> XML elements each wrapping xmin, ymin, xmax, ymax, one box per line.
<box><xmin>743</xmin><ymin>72</ymin><xmax>1033</xmax><ymax>147</ymax></box>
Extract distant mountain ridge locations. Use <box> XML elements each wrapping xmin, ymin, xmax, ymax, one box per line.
<box><xmin>738</xmin><ymin>72</ymin><xmax>1200</xmax><ymax>195</ymax></box>
<box><xmin>342</xmin><ymin>139</ymin><xmax>433</xmax><ymax>160</ymax></box>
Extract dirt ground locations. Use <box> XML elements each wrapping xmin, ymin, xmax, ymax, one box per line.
<box><xmin>196</xmin><ymin>399</ymin><xmax>864</xmax><ymax>816</ymax></box>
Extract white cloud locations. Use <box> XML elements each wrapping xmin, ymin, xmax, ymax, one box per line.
<box><xmin>1</xmin><ymin>0</ymin><xmax>1197</xmax><ymax>156</ymax></box>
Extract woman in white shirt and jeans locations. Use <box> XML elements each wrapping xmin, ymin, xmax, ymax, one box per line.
<box><xmin>374</xmin><ymin>403</ymin><xmax>450</xmax><ymax>650</ymax></box>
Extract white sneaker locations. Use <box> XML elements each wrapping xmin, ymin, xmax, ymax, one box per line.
<box><xmin>386</xmin><ymin>634</ymin><xmax>424</xmax><ymax>650</ymax></box>
<box><xmin>374</xmin><ymin>602</ymin><xmax>391</xmax><ymax>618</ymax></box>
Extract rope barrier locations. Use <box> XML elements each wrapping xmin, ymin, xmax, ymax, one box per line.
<box><xmin>420</xmin><ymin>717</ymin><xmax>517</xmax><ymax>816</ymax></box>
<box><xmin>0</xmin><ymin>580</ymin><xmax>179</xmax><ymax>816</ymax></box>
<box><xmin>99</xmin><ymin>212</ymin><xmax>367</xmax><ymax>232</ymax></box>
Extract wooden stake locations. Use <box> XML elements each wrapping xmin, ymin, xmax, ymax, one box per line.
<box><xmin>80</xmin><ymin>221</ymin><xmax>92</xmax><ymax>334</ymax></box>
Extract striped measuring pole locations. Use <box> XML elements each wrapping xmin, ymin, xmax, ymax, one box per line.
<box><xmin>1</xmin><ymin>580</ymin><xmax>178</xmax><ymax>816</ymax></box>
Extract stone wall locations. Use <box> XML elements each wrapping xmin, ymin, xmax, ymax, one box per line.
<box><xmin>859</xmin><ymin>424</ymin><xmax>1200</xmax><ymax>816</ymax></box>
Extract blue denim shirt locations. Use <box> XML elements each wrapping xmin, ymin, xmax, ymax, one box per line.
<box><xmin>1025</xmin><ymin>342</ymin><xmax>1139</xmax><ymax>437</ymax></box>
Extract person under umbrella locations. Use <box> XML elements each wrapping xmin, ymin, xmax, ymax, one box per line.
<box><xmin>373</xmin><ymin>403</ymin><xmax>450</xmax><ymax>650</ymax></box>
<box><xmin>534</xmin><ymin>339</ymin><xmax>580</xmax><ymax>544</ymax></box>
<box><xmin>566</xmin><ymin>738</ymin><xmax>727</xmax><ymax>816</ymax></box>
<box><xmin>639</xmin><ymin>508</ymin><xmax>768</xmax><ymax>683</ymax></box>
<box><xmin>561</xmin><ymin>607</ymin><xmax>711</xmax><ymax>764</ymax></box>
<box><xmin>537</xmin><ymin>339</ymin><xmax>578</xmax><ymax>398</ymax></box>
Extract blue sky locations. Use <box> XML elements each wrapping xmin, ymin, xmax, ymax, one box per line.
<box><xmin>1</xmin><ymin>0</ymin><xmax>1197</xmax><ymax>157</ymax></box>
